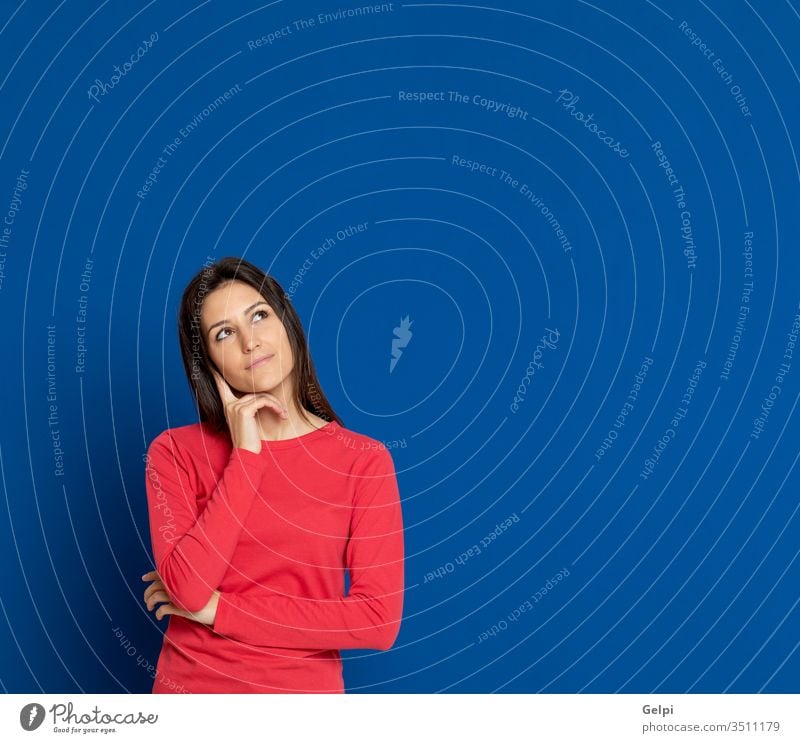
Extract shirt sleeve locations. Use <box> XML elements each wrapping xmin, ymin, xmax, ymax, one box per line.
<box><xmin>144</xmin><ymin>431</ymin><xmax>269</xmax><ymax>613</ymax></box>
<box><xmin>212</xmin><ymin>447</ymin><xmax>405</xmax><ymax>651</ymax></box>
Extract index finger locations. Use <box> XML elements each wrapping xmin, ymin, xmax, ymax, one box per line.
<box><xmin>211</xmin><ymin>367</ymin><xmax>237</xmax><ymax>404</ymax></box>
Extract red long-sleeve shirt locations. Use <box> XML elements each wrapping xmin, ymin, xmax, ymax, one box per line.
<box><xmin>143</xmin><ymin>419</ymin><xmax>404</xmax><ymax>693</ymax></box>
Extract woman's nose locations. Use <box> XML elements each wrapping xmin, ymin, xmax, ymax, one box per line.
<box><xmin>242</xmin><ymin>334</ymin><xmax>259</xmax><ymax>352</ymax></box>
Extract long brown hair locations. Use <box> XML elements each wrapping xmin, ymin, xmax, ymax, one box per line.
<box><xmin>177</xmin><ymin>256</ymin><xmax>342</xmax><ymax>433</ymax></box>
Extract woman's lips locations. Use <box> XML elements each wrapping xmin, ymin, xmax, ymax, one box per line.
<box><xmin>247</xmin><ymin>354</ymin><xmax>274</xmax><ymax>370</ymax></box>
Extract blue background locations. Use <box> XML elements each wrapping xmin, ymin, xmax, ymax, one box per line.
<box><xmin>0</xmin><ymin>0</ymin><xmax>798</xmax><ymax>693</ymax></box>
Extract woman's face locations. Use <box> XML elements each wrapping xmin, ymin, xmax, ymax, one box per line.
<box><xmin>200</xmin><ymin>279</ymin><xmax>295</xmax><ymax>396</ymax></box>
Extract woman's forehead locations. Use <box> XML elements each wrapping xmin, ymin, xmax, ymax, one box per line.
<box><xmin>200</xmin><ymin>282</ymin><xmax>269</xmax><ymax>325</ymax></box>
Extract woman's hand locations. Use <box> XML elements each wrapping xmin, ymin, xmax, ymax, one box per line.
<box><xmin>211</xmin><ymin>368</ymin><xmax>289</xmax><ymax>454</ymax></box>
<box><xmin>141</xmin><ymin>570</ymin><xmax>220</xmax><ymax>626</ymax></box>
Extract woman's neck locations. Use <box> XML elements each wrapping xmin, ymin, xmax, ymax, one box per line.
<box><xmin>255</xmin><ymin>405</ymin><xmax>325</xmax><ymax>441</ymax></box>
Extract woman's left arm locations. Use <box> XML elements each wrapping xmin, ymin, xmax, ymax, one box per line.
<box><xmin>212</xmin><ymin>447</ymin><xmax>405</xmax><ymax>651</ymax></box>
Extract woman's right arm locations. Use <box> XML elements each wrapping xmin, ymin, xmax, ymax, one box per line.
<box><xmin>144</xmin><ymin>431</ymin><xmax>267</xmax><ymax>613</ymax></box>
<box><xmin>145</xmin><ymin>370</ymin><xmax>288</xmax><ymax>613</ymax></box>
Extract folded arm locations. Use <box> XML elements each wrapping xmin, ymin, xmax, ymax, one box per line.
<box><xmin>212</xmin><ymin>448</ymin><xmax>405</xmax><ymax>651</ymax></box>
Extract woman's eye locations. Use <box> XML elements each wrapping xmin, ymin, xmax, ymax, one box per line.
<box><xmin>215</xmin><ymin>310</ymin><xmax>267</xmax><ymax>341</ymax></box>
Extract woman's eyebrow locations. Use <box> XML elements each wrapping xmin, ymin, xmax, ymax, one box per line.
<box><xmin>207</xmin><ymin>301</ymin><xmax>269</xmax><ymax>334</ymax></box>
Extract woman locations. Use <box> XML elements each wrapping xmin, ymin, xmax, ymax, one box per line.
<box><xmin>141</xmin><ymin>256</ymin><xmax>404</xmax><ymax>693</ymax></box>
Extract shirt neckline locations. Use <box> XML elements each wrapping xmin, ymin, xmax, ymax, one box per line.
<box><xmin>257</xmin><ymin>420</ymin><xmax>339</xmax><ymax>450</ymax></box>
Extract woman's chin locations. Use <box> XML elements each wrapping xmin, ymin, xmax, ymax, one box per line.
<box><xmin>228</xmin><ymin>383</ymin><xmax>256</xmax><ymax>398</ymax></box>
<box><xmin>228</xmin><ymin>373</ymin><xmax>278</xmax><ymax>396</ymax></box>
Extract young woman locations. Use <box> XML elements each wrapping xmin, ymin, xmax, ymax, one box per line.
<box><xmin>141</xmin><ymin>256</ymin><xmax>404</xmax><ymax>693</ymax></box>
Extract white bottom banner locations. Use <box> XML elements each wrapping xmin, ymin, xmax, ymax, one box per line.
<box><xmin>1</xmin><ymin>694</ymin><xmax>796</xmax><ymax>742</ymax></box>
